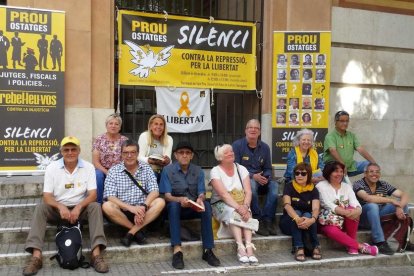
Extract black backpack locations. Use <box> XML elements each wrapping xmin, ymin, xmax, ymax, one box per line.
<box><xmin>50</xmin><ymin>222</ymin><xmax>89</xmax><ymax>270</ymax></box>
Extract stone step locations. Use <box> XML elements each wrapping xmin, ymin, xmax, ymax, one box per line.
<box><xmin>0</xmin><ymin>231</ymin><xmax>374</xmax><ymax>267</ymax></box>
<box><xmin>2</xmin><ymin>246</ymin><xmax>413</xmax><ymax>274</ymax></box>
<box><xmin>0</xmin><ymin>176</ymin><xmax>44</xmax><ymax>199</ymax></box>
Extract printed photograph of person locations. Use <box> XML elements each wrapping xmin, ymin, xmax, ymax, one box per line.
<box><xmin>316</xmin><ymin>54</ymin><xmax>326</xmax><ymax>66</ymax></box>
<box><xmin>303</xmin><ymin>54</ymin><xmax>313</xmax><ymax>66</ymax></box>
<box><xmin>302</xmin><ymin>98</ymin><xmax>312</xmax><ymax>109</ymax></box>
<box><xmin>289</xmin><ymin>113</ymin><xmax>299</xmax><ymax>125</ymax></box>
<box><xmin>289</xmin><ymin>98</ymin><xmax>299</xmax><ymax>110</ymax></box>
<box><xmin>277</xmin><ymin>69</ymin><xmax>286</xmax><ymax>80</ymax></box>
<box><xmin>290</xmin><ymin>68</ymin><xmax>300</xmax><ymax>81</ymax></box>
<box><xmin>276</xmin><ymin>112</ymin><xmax>286</xmax><ymax>125</ymax></box>
<box><xmin>290</xmin><ymin>54</ymin><xmax>300</xmax><ymax>66</ymax></box>
<box><xmin>277</xmin><ymin>54</ymin><xmax>287</xmax><ymax>67</ymax></box>
<box><xmin>315</xmin><ymin>69</ymin><xmax>325</xmax><ymax>82</ymax></box>
<box><xmin>277</xmin><ymin>83</ymin><xmax>287</xmax><ymax>96</ymax></box>
<box><xmin>303</xmin><ymin>69</ymin><xmax>313</xmax><ymax>81</ymax></box>
<box><xmin>302</xmin><ymin>112</ymin><xmax>312</xmax><ymax>124</ymax></box>
<box><xmin>276</xmin><ymin>98</ymin><xmax>287</xmax><ymax>110</ymax></box>
<box><xmin>314</xmin><ymin>98</ymin><xmax>325</xmax><ymax>110</ymax></box>
<box><xmin>302</xmin><ymin>83</ymin><xmax>312</xmax><ymax>96</ymax></box>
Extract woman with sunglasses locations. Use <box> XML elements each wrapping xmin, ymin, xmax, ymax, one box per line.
<box><xmin>316</xmin><ymin>161</ymin><xmax>378</xmax><ymax>256</ymax></box>
<box><xmin>279</xmin><ymin>162</ymin><xmax>321</xmax><ymax>262</ymax></box>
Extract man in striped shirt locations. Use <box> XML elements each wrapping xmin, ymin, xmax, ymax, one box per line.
<box><xmin>353</xmin><ymin>163</ymin><xmax>409</xmax><ymax>255</ymax></box>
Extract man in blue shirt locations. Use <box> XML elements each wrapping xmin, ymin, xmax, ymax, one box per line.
<box><xmin>160</xmin><ymin>141</ymin><xmax>220</xmax><ymax>269</ymax></box>
<box><xmin>232</xmin><ymin>119</ymin><xmax>278</xmax><ymax>236</ymax></box>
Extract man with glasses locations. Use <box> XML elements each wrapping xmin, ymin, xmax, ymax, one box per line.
<box><xmin>23</xmin><ymin>136</ymin><xmax>109</xmax><ymax>275</ymax></box>
<box><xmin>353</xmin><ymin>163</ymin><xmax>410</xmax><ymax>255</ymax></box>
<box><xmin>323</xmin><ymin>110</ymin><xmax>376</xmax><ymax>176</ymax></box>
<box><xmin>232</xmin><ymin>119</ymin><xmax>278</xmax><ymax>236</ymax></box>
<box><xmin>159</xmin><ymin>141</ymin><xmax>220</xmax><ymax>269</ymax></box>
<box><xmin>102</xmin><ymin>140</ymin><xmax>165</xmax><ymax>247</ymax></box>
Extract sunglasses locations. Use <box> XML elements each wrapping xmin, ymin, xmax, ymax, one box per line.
<box><xmin>294</xmin><ymin>171</ymin><xmax>307</xmax><ymax>176</ymax></box>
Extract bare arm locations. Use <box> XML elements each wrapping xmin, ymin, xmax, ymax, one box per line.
<box><xmin>356</xmin><ymin>190</ymin><xmax>400</xmax><ymax>206</ymax></box>
<box><xmin>328</xmin><ymin>147</ymin><xmax>345</xmax><ymax>165</ymax></box>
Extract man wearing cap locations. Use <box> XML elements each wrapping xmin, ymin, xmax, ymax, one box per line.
<box><xmin>102</xmin><ymin>140</ymin><xmax>165</xmax><ymax>247</ymax></box>
<box><xmin>23</xmin><ymin>136</ymin><xmax>109</xmax><ymax>275</ymax></box>
<box><xmin>323</xmin><ymin>110</ymin><xmax>376</xmax><ymax>176</ymax></box>
<box><xmin>159</xmin><ymin>141</ymin><xmax>220</xmax><ymax>269</ymax></box>
<box><xmin>232</xmin><ymin>119</ymin><xmax>278</xmax><ymax>236</ymax></box>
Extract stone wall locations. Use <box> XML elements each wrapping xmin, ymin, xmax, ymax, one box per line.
<box><xmin>330</xmin><ymin>7</ymin><xmax>414</xmax><ymax>197</ymax></box>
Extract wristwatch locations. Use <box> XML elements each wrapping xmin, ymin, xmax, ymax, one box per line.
<box><xmin>139</xmin><ymin>203</ymin><xmax>148</xmax><ymax>211</ymax></box>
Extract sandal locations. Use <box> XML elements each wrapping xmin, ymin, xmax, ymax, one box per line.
<box><xmin>312</xmin><ymin>246</ymin><xmax>322</xmax><ymax>260</ymax></box>
<box><xmin>236</xmin><ymin>242</ymin><xmax>249</xmax><ymax>264</ymax></box>
<box><xmin>245</xmin><ymin>242</ymin><xmax>258</xmax><ymax>264</ymax></box>
<box><xmin>294</xmin><ymin>247</ymin><xmax>306</xmax><ymax>262</ymax></box>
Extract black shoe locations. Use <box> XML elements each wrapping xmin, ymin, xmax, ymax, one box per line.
<box><xmin>406</xmin><ymin>242</ymin><xmax>414</xmax><ymax>251</ymax></box>
<box><xmin>377</xmin><ymin>242</ymin><xmax>395</xmax><ymax>255</ymax></box>
<box><xmin>172</xmin><ymin>251</ymin><xmax>184</xmax><ymax>269</ymax></box>
<box><xmin>266</xmin><ymin>220</ymin><xmax>278</xmax><ymax>236</ymax></box>
<box><xmin>202</xmin><ymin>249</ymin><xmax>220</xmax><ymax>267</ymax></box>
<box><xmin>120</xmin><ymin>233</ymin><xmax>134</xmax><ymax>247</ymax></box>
<box><xmin>256</xmin><ymin>220</ymin><xmax>269</xmax><ymax>236</ymax></box>
<box><xmin>134</xmin><ymin>230</ymin><xmax>147</xmax><ymax>245</ymax></box>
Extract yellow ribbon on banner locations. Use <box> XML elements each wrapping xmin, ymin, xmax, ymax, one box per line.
<box><xmin>177</xmin><ymin>91</ymin><xmax>191</xmax><ymax>116</ymax></box>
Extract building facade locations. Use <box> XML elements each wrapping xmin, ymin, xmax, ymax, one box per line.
<box><xmin>5</xmin><ymin>0</ymin><xmax>414</xmax><ymax>196</ymax></box>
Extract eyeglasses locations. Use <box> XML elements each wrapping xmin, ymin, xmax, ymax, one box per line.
<box><xmin>294</xmin><ymin>171</ymin><xmax>307</xmax><ymax>176</ymax></box>
<box><xmin>122</xmin><ymin>151</ymin><xmax>137</xmax><ymax>156</ymax></box>
<box><xmin>367</xmin><ymin>170</ymin><xmax>381</xmax><ymax>174</ymax></box>
<box><xmin>337</xmin><ymin>120</ymin><xmax>349</xmax><ymax>123</ymax></box>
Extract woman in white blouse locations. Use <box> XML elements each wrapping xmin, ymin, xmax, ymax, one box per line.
<box><xmin>316</xmin><ymin>161</ymin><xmax>378</xmax><ymax>256</ymax></box>
<box><xmin>210</xmin><ymin>144</ymin><xmax>258</xmax><ymax>264</ymax></box>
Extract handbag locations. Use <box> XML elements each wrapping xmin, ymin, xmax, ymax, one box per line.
<box><xmin>318</xmin><ymin>208</ymin><xmax>344</xmax><ymax>228</ymax></box>
<box><xmin>229</xmin><ymin>212</ymin><xmax>259</xmax><ymax>231</ymax></box>
<box><xmin>229</xmin><ymin>163</ymin><xmax>246</xmax><ymax>204</ymax></box>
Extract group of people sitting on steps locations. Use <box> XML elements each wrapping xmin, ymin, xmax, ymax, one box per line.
<box><xmin>22</xmin><ymin>111</ymin><xmax>411</xmax><ymax>275</ymax></box>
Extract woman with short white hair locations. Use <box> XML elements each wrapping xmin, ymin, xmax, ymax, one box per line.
<box><xmin>284</xmin><ymin>129</ymin><xmax>324</xmax><ymax>184</ymax></box>
<box><xmin>210</xmin><ymin>144</ymin><xmax>258</xmax><ymax>264</ymax></box>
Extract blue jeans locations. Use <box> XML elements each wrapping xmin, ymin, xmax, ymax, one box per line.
<box><xmin>347</xmin><ymin>160</ymin><xmax>369</xmax><ymax>177</ymax></box>
<box><xmin>166</xmin><ymin>201</ymin><xmax>214</xmax><ymax>249</ymax></box>
<box><xmin>95</xmin><ymin>169</ymin><xmax>106</xmax><ymax>204</ymax></box>
<box><xmin>250</xmin><ymin>179</ymin><xmax>278</xmax><ymax>222</ymax></box>
<box><xmin>279</xmin><ymin>210</ymin><xmax>319</xmax><ymax>248</ymax></box>
<box><xmin>360</xmin><ymin>202</ymin><xmax>408</xmax><ymax>243</ymax></box>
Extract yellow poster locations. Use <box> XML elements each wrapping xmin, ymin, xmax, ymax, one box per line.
<box><xmin>118</xmin><ymin>10</ymin><xmax>256</xmax><ymax>90</ymax></box>
<box><xmin>0</xmin><ymin>6</ymin><xmax>65</xmax><ymax>171</ymax></box>
<box><xmin>271</xmin><ymin>31</ymin><xmax>331</xmax><ymax>164</ymax></box>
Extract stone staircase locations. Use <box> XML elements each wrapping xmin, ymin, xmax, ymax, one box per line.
<box><xmin>1</xmin><ymin>175</ymin><xmax>414</xmax><ymax>275</ymax></box>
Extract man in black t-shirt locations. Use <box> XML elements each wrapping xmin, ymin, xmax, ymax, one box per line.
<box><xmin>353</xmin><ymin>163</ymin><xmax>409</xmax><ymax>255</ymax></box>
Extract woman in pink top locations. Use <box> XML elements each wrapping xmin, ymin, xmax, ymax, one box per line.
<box><xmin>92</xmin><ymin>113</ymin><xmax>128</xmax><ymax>203</ymax></box>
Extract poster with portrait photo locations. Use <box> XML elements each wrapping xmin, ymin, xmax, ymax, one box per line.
<box><xmin>276</xmin><ymin>82</ymin><xmax>287</xmax><ymax>96</ymax></box>
<box><xmin>276</xmin><ymin>98</ymin><xmax>287</xmax><ymax>110</ymax></box>
<box><xmin>272</xmin><ymin>31</ymin><xmax>331</xmax><ymax>165</ymax></box>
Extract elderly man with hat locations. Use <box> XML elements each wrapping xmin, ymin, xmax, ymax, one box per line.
<box><xmin>159</xmin><ymin>141</ymin><xmax>220</xmax><ymax>269</ymax></box>
<box><xmin>23</xmin><ymin>136</ymin><xmax>109</xmax><ymax>275</ymax></box>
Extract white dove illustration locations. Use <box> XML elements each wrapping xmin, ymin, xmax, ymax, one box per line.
<box><xmin>124</xmin><ymin>40</ymin><xmax>174</xmax><ymax>78</ymax></box>
<box><xmin>33</xmin><ymin>152</ymin><xmax>60</xmax><ymax>170</ymax></box>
